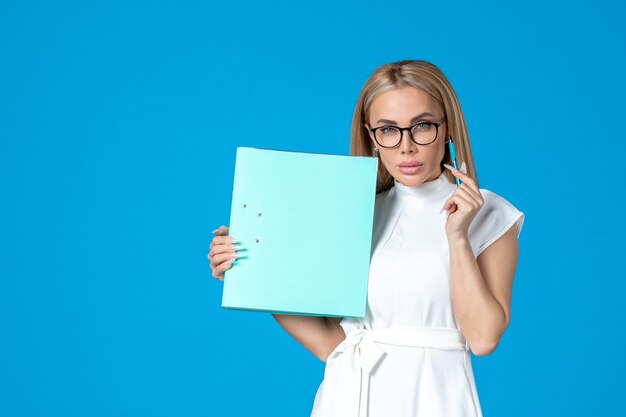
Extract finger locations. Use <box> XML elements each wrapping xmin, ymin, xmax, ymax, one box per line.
<box><xmin>209</xmin><ymin>242</ymin><xmax>244</xmax><ymax>273</ymax></box>
<box><xmin>454</xmin><ymin>188</ymin><xmax>480</xmax><ymax>211</ymax></box>
<box><xmin>444</xmin><ymin>199</ymin><xmax>459</xmax><ymax>215</ymax></box>
<box><xmin>211</xmin><ymin>268</ymin><xmax>225</xmax><ymax>281</ymax></box>
<box><xmin>444</xmin><ymin>202</ymin><xmax>458</xmax><ymax>215</ymax></box>
<box><xmin>211</xmin><ymin>249</ymin><xmax>242</xmax><ymax>268</ymax></box>
<box><xmin>212</xmin><ymin>225</ymin><xmax>230</xmax><ymax>236</ymax></box>
<box><xmin>210</xmin><ymin>235</ymin><xmax>238</xmax><ymax>250</ymax></box>
<box><xmin>441</xmin><ymin>197</ymin><xmax>459</xmax><ymax>213</ymax></box>
<box><xmin>211</xmin><ymin>259</ymin><xmax>229</xmax><ymax>279</ymax></box>
<box><xmin>442</xmin><ymin>164</ymin><xmax>479</xmax><ymax>194</ymax></box>
<box><xmin>457</xmin><ymin>184</ymin><xmax>482</xmax><ymax>207</ymax></box>
<box><xmin>209</xmin><ymin>241</ymin><xmax>241</xmax><ymax>260</ymax></box>
<box><xmin>442</xmin><ymin>191</ymin><xmax>472</xmax><ymax>212</ymax></box>
<box><xmin>449</xmin><ymin>194</ymin><xmax>473</xmax><ymax>212</ymax></box>
<box><xmin>216</xmin><ymin>259</ymin><xmax>234</xmax><ymax>276</ymax></box>
<box><xmin>459</xmin><ymin>182</ymin><xmax>484</xmax><ymax>206</ymax></box>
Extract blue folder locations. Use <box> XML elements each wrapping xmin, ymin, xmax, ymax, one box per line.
<box><xmin>221</xmin><ymin>147</ymin><xmax>378</xmax><ymax>317</ymax></box>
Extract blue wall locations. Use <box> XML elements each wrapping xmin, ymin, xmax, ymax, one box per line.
<box><xmin>1</xmin><ymin>0</ymin><xmax>624</xmax><ymax>415</ymax></box>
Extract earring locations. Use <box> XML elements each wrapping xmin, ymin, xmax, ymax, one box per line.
<box><xmin>373</xmin><ymin>147</ymin><xmax>379</xmax><ymax>156</ymax></box>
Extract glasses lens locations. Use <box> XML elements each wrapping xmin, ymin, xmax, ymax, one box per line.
<box><xmin>375</xmin><ymin>126</ymin><xmax>401</xmax><ymax>147</ymax></box>
<box><xmin>411</xmin><ymin>123</ymin><xmax>438</xmax><ymax>145</ymax></box>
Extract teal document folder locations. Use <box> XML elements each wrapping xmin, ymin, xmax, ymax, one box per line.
<box><xmin>221</xmin><ymin>147</ymin><xmax>378</xmax><ymax>318</ymax></box>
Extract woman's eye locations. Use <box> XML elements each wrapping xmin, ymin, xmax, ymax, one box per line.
<box><xmin>381</xmin><ymin>127</ymin><xmax>396</xmax><ymax>135</ymax></box>
<box><xmin>413</xmin><ymin>122</ymin><xmax>431</xmax><ymax>131</ymax></box>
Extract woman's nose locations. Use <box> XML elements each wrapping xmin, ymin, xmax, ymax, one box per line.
<box><xmin>399</xmin><ymin>129</ymin><xmax>417</xmax><ymax>153</ymax></box>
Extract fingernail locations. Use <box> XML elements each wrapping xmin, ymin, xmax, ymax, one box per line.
<box><xmin>460</xmin><ymin>161</ymin><xmax>467</xmax><ymax>173</ymax></box>
<box><xmin>229</xmin><ymin>245</ymin><xmax>244</xmax><ymax>251</ymax></box>
<box><xmin>227</xmin><ymin>236</ymin><xmax>239</xmax><ymax>243</ymax></box>
<box><xmin>443</xmin><ymin>163</ymin><xmax>456</xmax><ymax>171</ymax></box>
<box><xmin>211</xmin><ymin>228</ymin><xmax>219</xmax><ymax>234</ymax></box>
<box><xmin>228</xmin><ymin>253</ymin><xmax>241</xmax><ymax>259</ymax></box>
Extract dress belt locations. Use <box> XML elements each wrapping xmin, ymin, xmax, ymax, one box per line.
<box><xmin>320</xmin><ymin>325</ymin><xmax>469</xmax><ymax>417</ymax></box>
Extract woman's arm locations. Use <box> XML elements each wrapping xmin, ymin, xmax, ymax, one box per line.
<box><xmin>448</xmin><ymin>225</ymin><xmax>519</xmax><ymax>356</ymax></box>
<box><xmin>271</xmin><ymin>314</ymin><xmax>346</xmax><ymax>362</ymax></box>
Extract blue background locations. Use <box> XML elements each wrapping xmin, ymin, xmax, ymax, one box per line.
<box><xmin>1</xmin><ymin>0</ymin><xmax>624</xmax><ymax>416</ymax></box>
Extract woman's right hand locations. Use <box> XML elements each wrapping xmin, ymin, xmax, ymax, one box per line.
<box><xmin>208</xmin><ymin>225</ymin><xmax>243</xmax><ymax>281</ymax></box>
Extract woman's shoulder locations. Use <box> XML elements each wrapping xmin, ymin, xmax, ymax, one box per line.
<box><xmin>478</xmin><ymin>188</ymin><xmax>520</xmax><ymax>211</ymax></box>
<box><xmin>469</xmin><ymin>187</ymin><xmax>525</xmax><ymax>256</ymax></box>
<box><xmin>479</xmin><ymin>188</ymin><xmax>519</xmax><ymax>215</ymax></box>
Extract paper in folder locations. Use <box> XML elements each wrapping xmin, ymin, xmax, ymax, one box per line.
<box><xmin>221</xmin><ymin>147</ymin><xmax>378</xmax><ymax>318</ymax></box>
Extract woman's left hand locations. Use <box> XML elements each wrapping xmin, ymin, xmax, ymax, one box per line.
<box><xmin>441</xmin><ymin>162</ymin><xmax>484</xmax><ymax>241</ymax></box>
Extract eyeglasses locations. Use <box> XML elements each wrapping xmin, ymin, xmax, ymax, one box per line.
<box><xmin>368</xmin><ymin>118</ymin><xmax>447</xmax><ymax>148</ymax></box>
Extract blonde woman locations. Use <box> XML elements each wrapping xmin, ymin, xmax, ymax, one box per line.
<box><xmin>208</xmin><ymin>60</ymin><xmax>525</xmax><ymax>417</ymax></box>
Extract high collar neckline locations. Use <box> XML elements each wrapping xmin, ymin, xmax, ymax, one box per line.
<box><xmin>392</xmin><ymin>171</ymin><xmax>453</xmax><ymax>202</ymax></box>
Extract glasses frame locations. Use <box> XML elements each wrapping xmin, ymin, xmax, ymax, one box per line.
<box><xmin>368</xmin><ymin>118</ymin><xmax>447</xmax><ymax>148</ymax></box>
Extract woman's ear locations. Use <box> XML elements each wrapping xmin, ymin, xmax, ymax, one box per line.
<box><xmin>363</xmin><ymin>122</ymin><xmax>373</xmax><ymax>140</ymax></box>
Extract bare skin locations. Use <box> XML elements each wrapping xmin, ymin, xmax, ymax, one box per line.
<box><xmin>209</xmin><ymin>86</ymin><xmax>520</xmax><ymax>360</ymax></box>
<box><xmin>443</xmin><ymin>166</ymin><xmax>519</xmax><ymax>355</ymax></box>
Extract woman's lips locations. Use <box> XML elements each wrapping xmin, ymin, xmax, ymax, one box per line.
<box><xmin>398</xmin><ymin>163</ymin><xmax>423</xmax><ymax>174</ymax></box>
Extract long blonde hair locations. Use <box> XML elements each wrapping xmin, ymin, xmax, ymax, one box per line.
<box><xmin>350</xmin><ymin>60</ymin><xmax>479</xmax><ymax>194</ymax></box>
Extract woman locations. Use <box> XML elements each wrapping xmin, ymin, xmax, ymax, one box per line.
<box><xmin>208</xmin><ymin>60</ymin><xmax>525</xmax><ymax>417</ymax></box>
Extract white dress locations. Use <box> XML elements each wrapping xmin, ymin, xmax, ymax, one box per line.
<box><xmin>310</xmin><ymin>170</ymin><xmax>525</xmax><ymax>417</ymax></box>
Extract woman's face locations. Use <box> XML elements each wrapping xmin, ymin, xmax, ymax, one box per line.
<box><xmin>365</xmin><ymin>86</ymin><xmax>447</xmax><ymax>187</ymax></box>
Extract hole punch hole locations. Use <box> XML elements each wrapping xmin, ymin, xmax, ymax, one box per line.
<box><xmin>255</xmin><ymin>238</ymin><xmax>260</xmax><ymax>244</ymax></box>
<box><xmin>243</xmin><ymin>204</ymin><xmax>247</xmax><ymax>208</ymax></box>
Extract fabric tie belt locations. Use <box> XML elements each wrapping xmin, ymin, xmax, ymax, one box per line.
<box><xmin>318</xmin><ymin>325</ymin><xmax>469</xmax><ymax>417</ymax></box>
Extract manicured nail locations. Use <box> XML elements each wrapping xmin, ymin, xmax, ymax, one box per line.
<box><xmin>229</xmin><ymin>245</ymin><xmax>244</xmax><ymax>251</ymax></box>
<box><xmin>460</xmin><ymin>161</ymin><xmax>467</xmax><ymax>173</ymax></box>
<box><xmin>229</xmin><ymin>252</ymin><xmax>241</xmax><ymax>259</ymax></box>
<box><xmin>211</xmin><ymin>228</ymin><xmax>219</xmax><ymax>234</ymax></box>
<box><xmin>227</xmin><ymin>236</ymin><xmax>239</xmax><ymax>243</ymax></box>
<box><xmin>443</xmin><ymin>163</ymin><xmax>457</xmax><ymax>172</ymax></box>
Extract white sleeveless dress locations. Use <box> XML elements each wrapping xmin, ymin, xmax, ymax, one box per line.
<box><xmin>309</xmin><ymin>170</ymin><xmax>525</xmax><ymax>417</ymax></box>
